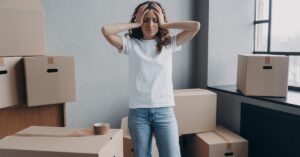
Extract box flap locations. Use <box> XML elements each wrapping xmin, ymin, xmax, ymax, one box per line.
<box><xmin>197</xmin><ymin>132</ymin><xmax>226</xmax><ymax>145</ymax></box>
<box><xmin>174</xmin><ymin>89</ymin><xmax>216</xmax><ymax>96</ymax></box>
<box><xmin>173</xmin><ymin>88</ymin><xmax>203</xmax><ymax>93</ymax></box>
<box><xmin>240</xmin><ymin>54</ymin><xmax>287</xmax><ymax>58</ymax></box>
<box><xmin>215</xmin><ymin>125</ymin><xmax>247</xmax><ymax>143</ymax></box>
<box><xmin>16</xmin><ymin>126</ymin><xmax>93</xmax><ymax>137</ymax></box>
<box><xmin>121</xmin><ymin>117</ymin><xmax>130</xmax><ymax>137</ymax></box>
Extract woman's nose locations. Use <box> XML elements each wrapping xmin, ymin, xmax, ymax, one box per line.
<box><xmin>147</xmin><ymin>20</ymin><xmax>154</xmax><ymax>27</ymax></box>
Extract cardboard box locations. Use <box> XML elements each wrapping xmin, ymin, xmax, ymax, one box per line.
<box><xmin>0</xmin><ymin>57</ymin><xmax>25</xmax><ymax>109</ymax></box>
<box><xmin>0</xmin><ymin>126</ymin><xmax>123</xmax><ymax>157</ymax></box>
<box><xmin>0</xmin><ymin>0</ymin><xmax>45</xmax><ymax>56</ymax></box>
<box><xmin>237</xmin><ymin>54</ymin><xmax>289</xmax><ymax>97</ymax></box>
<box><xmin>121</xmin><ymin>117</ymin><xmax>159</xmax><ymax>157</ymax></box>
<box><xmin>174</xmin><ymin>89</ymin><xmax>217</xmax><ymax>135</ymax></box>
<box><xmin>24</xmin><ymin>56</ymin><xmax>76</xmax><ymax>106</ymax></box>
<box><xmin>187</xmin><ymin>126</ymin><xmax>248</xmax><ymax>157</ymax></box>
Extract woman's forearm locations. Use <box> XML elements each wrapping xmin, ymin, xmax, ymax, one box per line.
<box><xmin>160</xmin><ymin>21</ymin><xmax>200</xmax><ymax>32</ymax></box>
<box><xmin>101</xmin><ymin>23</ymin><xmax>141</xmax><ymax>36</ymax></box>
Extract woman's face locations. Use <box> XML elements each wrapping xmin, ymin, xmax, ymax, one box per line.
<box><xmin>141</xmin><ymin>10</ymin><xmax>159</xmax><ymax>40</ymax></box>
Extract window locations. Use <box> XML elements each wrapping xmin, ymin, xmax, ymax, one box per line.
<box><xmin>254</xmin><ymin>0</ymin><xmax>300</xmax><ymax>90</ymax></box>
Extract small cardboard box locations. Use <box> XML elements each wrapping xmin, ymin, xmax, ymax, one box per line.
<box><xmin>174</xmin><ymin>89</ymin><xmax>217</xmax><ymax>135</ymax></box>
<box><xmin>0</xmin><ymin>126</ymin><xmax>123</xmax><ymax>157</ymax></box>
<box><xmin>23</xmin><ymin>56</ymin><xmax>76</xmax><ymax>106</ymax></box>
<box><xmin>0</xmin><ymin>57</ymin><xmax>25</xmax><ymax>109</ymax></box>
<box><xmin>237</xmin><ymin>54</ymin><xmax>289</xmax><ymax>97</ymax></box>
<box><xmin>0</xmin><ymin>0</ymin><xmax>45</xmax><ymax>56</ymax></box>
<box><xmin>187</xmin><ymin>126</ymin><xmax>248</xmax><ymax>157</ymax></box>
<box><xmin>121</xmin><ymin>117</ymin><xmax>159</xmax><ymax>157</ymax></box>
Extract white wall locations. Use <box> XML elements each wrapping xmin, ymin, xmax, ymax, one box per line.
<box><xmin>201</xmin><ymin>0</ymin><xmax>256</xmax><ymax>132</ymax></box>
<box><xmin>42</xmin><ymin>0</ymin><xmax>194</xmax><ymax>128</ymax></box>
<box><xmin>207</xmin><ymin>0</ymin><xmax>255</xmax><ymax>86</ymax></box>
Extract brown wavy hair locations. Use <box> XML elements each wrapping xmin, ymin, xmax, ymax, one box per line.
<box><xmin>125</xmin><ymin>1</ymin><xmax>171</xmax><ymax>54</ymax></box>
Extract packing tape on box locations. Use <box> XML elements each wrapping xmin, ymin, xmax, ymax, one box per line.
<box><xmin>48</xmin><ymin>57</ymin><xmax>54</xmax><ymax>64</ymax></box>
<box><xmin>265</xmin><ymin>56</ymin><xmax>271</xmax><ymax>64</ymax></box>
<box><xmin>14</xmin><ymin>128</ymin><xmax>95</xmax><ymax>137</ymax></box>
<box><xmin>215</xmin><ymin>131</ymin><xmax>232</xmax><ymax>151</ymax></box>
<box><xmin>93</xmin><ymin>123</ymin><xmax>110</xmax><ymax>135</ymax></box>
<box><xmin>0</xmin><ymin>58</ymin><xmax>4</xmax><ymax>67</ymax></box>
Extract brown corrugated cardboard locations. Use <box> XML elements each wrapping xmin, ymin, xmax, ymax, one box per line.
<box><xmin>0</xmin><ymin>0</ymin><xmax>45</xmax><ymax>56</ymax></box>
<box><xmin>121</xmin><ymin>117</ymin><xmax>159</xmax><ymax>157</ymax></box>
<box><xmin>237</xmin><ymin>54</ymin><xmax>289</xmax><ymax>97</ymax></box>
<box><xmin>0</xmin><ymin>57</ymin><xmax>25</xmax><ymax>109</ymax></box>
<box><xmin>24</xmin><ymin>56</ymin><xmax>76</xmax><ymax>106</ymax></box>
<box><xmin>174</xmin><ymin>89</ymin><xmax>217</xmax><ymax>135</ymax></box>
<box><xmin>0</xmin><ymin>126</ymin><xmax>123</xmax><ymax>157</ymax></box>
<box><xmin>187</xmin><ymin>125</ymin><xmax>248</xmax><ymax>157</ymax></box>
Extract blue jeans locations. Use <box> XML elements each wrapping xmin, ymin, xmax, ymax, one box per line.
<box><xmin>128</xmin><ymin>107</ymin><xmax>181</xmax><ymax>157</ymax></box>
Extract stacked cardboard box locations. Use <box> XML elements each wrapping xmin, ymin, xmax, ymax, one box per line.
<box><xmin>23</xmin><ymin>56</ymin><xmax>76</xmax><ymax>107</ymax></box>
<box><xmin>174</xmin><ymin>89</ymin><xmax>217</xmax><ymax>135</ymax></box>
<box><xmin>0</xmin><ymin>57</ymin><xmax>25</xmax><ymax>108</ymax></box>
<box><xmin>0</xmin><ymin>126</ymin><xmax>124</xmax><ymax>157</ymax></box>
<box><xmin>237</xmin><ymin>54</ymin><xmax>289</xmax><ymax>97</ymax></box>
<box><xmin>173</xmin><ymin>89</ymin><xmax>248</xmax><ymax>157</ymax></box>
<box><xmin>0</xmin><ymin>0</ymin><xmax>45</xmax><ymax>56</ymax></box>
<box><xmin>0</xmin><ymin>0</ymin><xmax>76</xmax><ymax>146</ymax></box>
<box><xmin>0</xmin><ymin>0</ymin><xmax>76</xmax><ymax>109</ymax></box>
<box><xmin>185</xmin><ymin>126</ymin><xmax>248</xmax><ymax>157</ymax></box>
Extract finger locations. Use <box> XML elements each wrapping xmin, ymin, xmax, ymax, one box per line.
<box><xmin>136</xmin><ymin>5</ymin><xmax>147</xmax><ymax>17</ymax></box>
<box><xmin>139</xmin><ymin>4</ymin><xmax>148</xmax><ymax>11</ymax></box>
<box><xmin>153</xmin><ymin>4</ymin><xmax>162</xmax><ymax>12</ymax></box>
<box><xmin>142</xmin><ymin>9</ymin><xmax>149</xmax><ymax>17</ymax></box>
<box><xmin>153</xmin><ymin>10</ymin><xmax>159</xmax><ymax>16</ymax></box>
<box><xmin>153</xmin><ymin>9</ymin><xmax>162</xmax><ymax>19</ymax></box>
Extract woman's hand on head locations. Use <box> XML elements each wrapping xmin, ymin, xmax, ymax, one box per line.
<box><xmin>153</xmin><ymin>4</ymin><xmax>166</xmax><ymax>26</ymax></box>
<box><xmin>135</xmin><ymin>4</ymin><xmax>148</xmax><ymax>25</ymax></box>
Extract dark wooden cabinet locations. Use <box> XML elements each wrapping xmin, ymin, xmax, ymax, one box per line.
<box><xmin>241</xmin><ymin>103</ymin><xmax>300</xmax><ymax>157</ymax></box>
<box><xmin>0</xmin><ymin>104</ymin><xmax>65</xmax><ymax>138</ymax></box>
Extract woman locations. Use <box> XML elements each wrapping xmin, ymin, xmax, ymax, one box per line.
<box><xmin>102</xmin><ymin>1</ymin><xmax>200</xmax><ymax>157</ymax></box>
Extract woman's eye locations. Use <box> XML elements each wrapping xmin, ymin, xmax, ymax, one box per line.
<box><xmin>143</xmin><ymin>18</ymin><xmax>158</xmax><ymax>23</ymax></box>
<box><xmin>143</xmin><ymin>18</ymin><xmax>150</xmax><ymax>22</ymax></box>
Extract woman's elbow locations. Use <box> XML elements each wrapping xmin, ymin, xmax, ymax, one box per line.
<box><xmin>101</xmin><ymin>26</ymin><xmax>108</xmax><ymax>36</ymax></box>
<box><xmin>194</xmin><ymin>21</ymin><xmax>201</xmax><ymax>32</ymax></box>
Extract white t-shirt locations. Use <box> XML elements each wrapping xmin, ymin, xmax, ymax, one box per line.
<box><xmin>119</xmin><ymin>35</ymin><xmax>182</xmax><ymax>109</ymax></box>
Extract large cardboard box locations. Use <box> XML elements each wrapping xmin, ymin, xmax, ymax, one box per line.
<box><xmin>237</xmin><ymin>54</ymin><xmax>289</xmax><ymax>97</ymax></box>
<box><xmin>187</xmin><ymin>126</ymin><xmax>248</xmax><ymax>157</ymax></box>
<box><xmin>0</xmin><ymin>57</ymin><xmax>25</xmax><ymax>109</ymax></box>
<box><xmin>121</xmin><ymin>117</ymin><xmax>159</xmax><ymax>157</ymax></box>
<box><xmin>0</xmin><ymin>0</ymin><xmax>45</xmax><ymax>56</ymax></box>
<box><xmin>24</xmin><ymin>56</ymin><xmax>76</xmax><ymax>106</ymax></box>
<box><xmin>174</xmin><ymin>89</ymin><xmax>217</xmax><ymax>135</ymax></box>
<box><xmin>0</xmin><ymin>126</ymin><xmax>123</xmax><ymax>157</ymax></box>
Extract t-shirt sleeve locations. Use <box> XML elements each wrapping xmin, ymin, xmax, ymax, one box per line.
<box><xmin>171</xmin><ymin>35</ymin><xmax>182</xmax><ymax>53</ymax></box>
<box><xmin>118</xmin><ymin>36</ymin><xmax>132</xmax><ymax>55</ymax></box>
